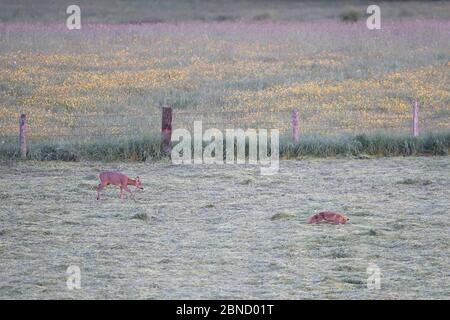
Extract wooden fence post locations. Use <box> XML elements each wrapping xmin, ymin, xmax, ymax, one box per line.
<box><xmin>292</xmin><ymin>109</ymin><xmax>299</xmax><ymax>144</ymax></box>
<box><xmin>161</xmin><ymin>107</ymin><xmax>172</xmax><ymax>156</ymax></box>
<box><xmin>19</xmin><ymin>113</ymin><xmax>27</xmax><ymax>158</ymax></box>
<box><xmin>412</xmin><ymin>100</ymin><xmax>419</xmax><ymax>137</ymax></box>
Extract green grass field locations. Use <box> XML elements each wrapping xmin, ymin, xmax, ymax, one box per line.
<box><xmin>1</xmin><ymin>157</ymin><xmax>449</xmax><ymax>299</ymax></box>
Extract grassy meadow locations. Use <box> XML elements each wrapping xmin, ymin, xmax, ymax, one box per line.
<box><xmin>1</xmin><ymin>157</ymin><xmax>449</xmax><ymax>299</ymax></box>
<box><xmin>0</xmin><ymin>1</ymin><xmax>449</xmax><ymax>155</ymax></box>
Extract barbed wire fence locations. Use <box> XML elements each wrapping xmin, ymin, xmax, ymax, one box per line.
<box><xmin>0</xmin><ymin>99</ymin><xmax>442</xmax><ymax>156</ymax></box>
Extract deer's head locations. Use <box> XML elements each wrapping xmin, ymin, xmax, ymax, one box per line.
<box><xmin>134</xmin><ymin>176</ymin><xmax>144</xmax><ymax>190</ymax></box>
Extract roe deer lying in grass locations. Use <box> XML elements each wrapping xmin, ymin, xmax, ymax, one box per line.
<box><xmin>308</xmin><ymin>211</ymin><xmax>348</xmax><ymax>224</ymax></box>
<box><xmin>96</xmin><ymin>172</ymin><xmax>143</xmax><ymax>201</ymax></box>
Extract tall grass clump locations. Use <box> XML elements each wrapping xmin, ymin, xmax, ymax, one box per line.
<box><xmin>339</xmin><ymin>10</ymin><xmax>361</xmax><ymax>22</ymax></box>
<box><xmin>0</xmin><ymin>131</ymin><xmax>448</xmax><ymax>162</ymax></box>
<box><xmin>80</xmin><ymin>135</ymin><xmax>162</xmax><ymax>161</ymax></box>
<box><xmin>282</xmin><ymin>131</ymin><xmax>450</xmax><ymax>158</ymax></box>
<box><xmin>0</xmin><ymin>134</ymin><xmax>162</xmax><ymax>162</ymax></box>
<box><xmin>0</xmin><ymin>141</ymin><xmax>20</xmax><ymax>159</ymax></box>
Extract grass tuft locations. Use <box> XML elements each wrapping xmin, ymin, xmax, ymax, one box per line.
<box><xmin>340</xmin><ymin>10</ymin><xmax>361</xmax><ymax>23</ymax></box>
<box><xmin>131</xmin><ymin>212</ymin><xmax>149</xmax><ymax>221</ymax></box>
<box><xmin>397</xmin><ymin>178</ymin><xmax>433</xmax><ymax>186</ymax></box>
<box><xmin>270</xmin><ymin>212</ymin><xmax>296</xmax><ymax>220</ymax></box>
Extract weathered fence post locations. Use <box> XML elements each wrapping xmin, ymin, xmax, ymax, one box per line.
<box><xmin>19</xmin><ymin>113</ymin><xmax>27</xmax><ymax>158</ymax></box>
<box><xmin>161</xmin><ymin>107</ymin><xmax>172</xmax><ymax>156</ymax></box>
<box><xmin>292</xmin><ymin>109</ymin><xmax>299</xmax><ymax>144</ymax></box>
<box><xmin>412</xmin><ymin>100</ymin><xmax>419</xmax><ymax>137</ymax></box>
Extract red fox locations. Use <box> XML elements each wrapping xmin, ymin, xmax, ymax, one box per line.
<box><xmin>96</xmin><ymin>172</ymin><xmax>143</xmax><ymax>201</ymax></box>
<box><xmin>307</xmin><ymin>211</ymin><xmax>348</xmax><ymax>224</ymax></box>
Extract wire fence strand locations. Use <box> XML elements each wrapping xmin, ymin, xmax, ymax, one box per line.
<box><xmin>0</xmin><ymin>108</ymin><xmax>445</xmax><ymax>142</ymax></box>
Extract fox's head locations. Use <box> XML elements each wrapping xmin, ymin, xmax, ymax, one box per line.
<box><xmin>307</xmin><ymin>214</ymin><xmax>321</xmax><ymax>224</ymax></box>
<box><xmin>134</xmin><ymin>176</ymin><xmax>144</xmax><ymax>190</ymax></box>
<box><xmin>339</xmin><ymin>215</ymin><xmax>349</xmax><ymax>224</ymax></box>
